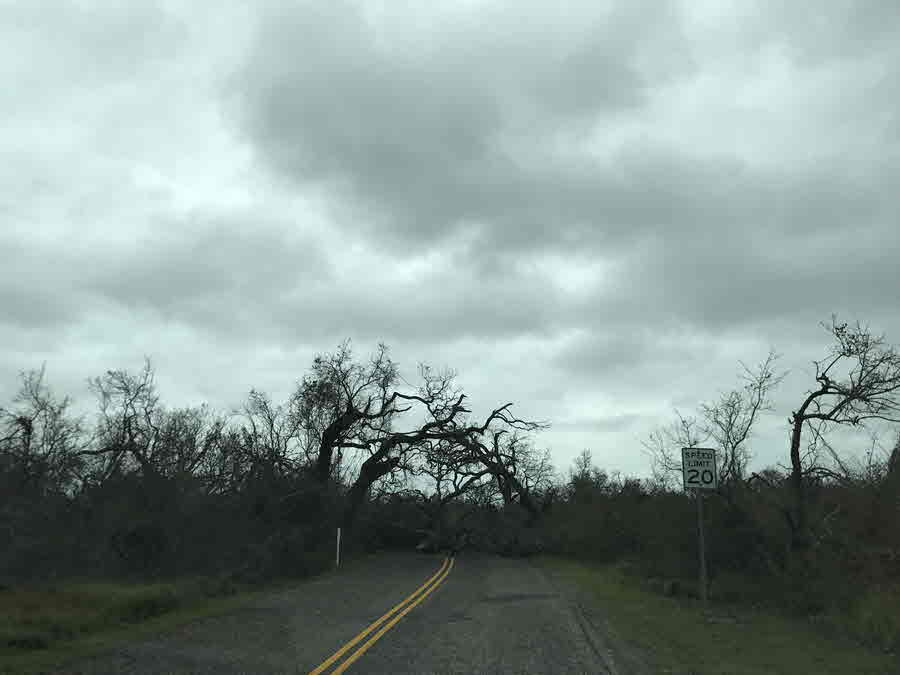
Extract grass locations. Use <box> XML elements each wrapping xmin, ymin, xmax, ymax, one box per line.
<box><xmin>0</xmin><ymin>563</ymin><xmax>355</xmax><ymax>675</ymax></box>
<box><xmin>538</xmin><ymin>556</ymin><xmax>900</xmax><ymax>675</ymax></box>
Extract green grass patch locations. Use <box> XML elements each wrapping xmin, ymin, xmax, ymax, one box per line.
<box><xmin>538</xmin><ymin>556</ymin><xmax>899</xmax><ymax>675</ymax></box>
<box><xmin>0</xmin><ymin>565</ymin><xmax>348</xmax><ymax>675</ymax></box>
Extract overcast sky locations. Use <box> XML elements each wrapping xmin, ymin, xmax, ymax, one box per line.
<box><xmin>3</xmin><ymin>0</ymin><xmax>899</xmax><ymax>478</ymax></box>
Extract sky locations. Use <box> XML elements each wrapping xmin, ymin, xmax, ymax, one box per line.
<box><xmin>3</xmin><ymin>0</ymin><xmax>899</xmax><ymax>479</ymax></box>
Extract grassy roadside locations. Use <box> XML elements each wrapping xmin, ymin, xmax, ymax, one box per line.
<box><xmin>0</xmin><ymin>560</ymin><xmax>364</xmax><ymax>675</ymax></box>
<box><xmin>538</xmin><ymin>556</ymin><xmax>899</xmax><ymax>675</ymax></box>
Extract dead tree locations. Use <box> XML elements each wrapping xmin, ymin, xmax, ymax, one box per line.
<box><xmin>236</xmin><ymin>389</ymin><xmax>303</xmax><ymax>488</ymax></box>
<box><xmin>291</xmin><ymin>341</ymin><xmax>404</xmax><ymax>485</ymax></box>
<box><xmin>415</xmin><ymin>437</ymin><xmax>494</xmax><ymax>544</ymax></box>
<box><xmin>448</xmin><ymin>408</ymin><xmax>550</xmax><ymax>524</ymax></box>
<box><xmin>703</xmin><ymin>350</ymin><xmax>784</xmax><ymax>485</ymax></box>
<box><xmin>786</xmin><ymin>317</ymin><xmax>900</xmax><ymax>552</ymax></box>
<box><xmin>82</xmin><ymin>357</ymin><xmax>162</xmax><ymax>483</ymax></box>
<box><xmin>643</xmin><ymin>350</ymin><xmax>783</xmax><ymax>490</ymax></box>
<box><xmin>340</xmin><ymin>365</ymin><xmax>474</xmax><ymax>527</ymax></box>
<box><xmin>642</xmin><ymin>410</ymin><xmax>708</xmax><ymax>490</ymax></box>
<box><xmin>0</xmin><ymin>365</ymin><xmax>87</xmax><ymax>496</ymax></box>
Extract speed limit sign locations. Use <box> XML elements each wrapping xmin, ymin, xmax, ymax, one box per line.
<box><xmin>681</xmin><ymin>448</ymin><xmax>718</xmax><ymax>490</ymax></box>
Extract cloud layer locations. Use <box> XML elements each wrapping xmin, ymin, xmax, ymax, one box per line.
<box><xmin>3</xmin><ymin>0</ymin><xmax>899</xmax><ymax>475</ymax></box>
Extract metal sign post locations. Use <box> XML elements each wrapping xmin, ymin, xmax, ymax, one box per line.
<box><xmin>682</xmin><ymin>448</ymin><xmax>717</xmax><ymax>609</ymax></box>
<box><xmin>696</xmin><ymin>490</ymin><xmax>707</xmax><ymax>607</ymax></box>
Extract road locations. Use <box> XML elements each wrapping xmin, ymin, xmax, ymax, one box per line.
<box><xmin>60</xmin><ymin>552</ymin><xmax>641</xmax><ymax>674</ymax></box>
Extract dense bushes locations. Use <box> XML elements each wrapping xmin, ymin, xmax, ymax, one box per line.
<box><xmin>533</xmin><ymin>452</ymin><xmax>900</xmax><ymax>652</ymax></box>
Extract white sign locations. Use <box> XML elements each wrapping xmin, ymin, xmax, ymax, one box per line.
<box><xmin>681</xmin><ymin>447</ymin><xmax>718</xmax><ymax>490</ymax></box>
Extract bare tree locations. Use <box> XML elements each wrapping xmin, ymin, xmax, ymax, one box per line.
<box><xmin>331</xmin><ymin>354</ymin><xmax>549</xmax><ymax>528</ymax></box>
<box><xmin>786</xmin><ymin>317</ymin><xmax>900</xmax><ymax>551</ymax></box>
<box><xmin>290</xmin><ymin>341</ymin><xmax>402</xmax><ymax>485</ymax></box>
<box><xmin>0</xmin><ymin>365</ymin><xmax>87</xmax><ymax>496</ymax></box>
<box><xmin>236</xmin><ymin>389</ymin><xmax>302</xmax><ymax>484</ymax></box>
<box><xmin>408</xmin><ymin>438</ymin><xmax>490</xmax><ymax>548</ymax></box>
<box><xmin>341</xmin><ymin>364</ymin><xmax>474</xmax><ymax>526</ymax></box>
<box><xmin>82</xmin><ymin>357</ymin><xmax>162</xmax><ymax>483</ymax></box>
<box><xmin>450</xmin><ymin>412</ymin><xmax>551</xmax><ymax>524</ymax></box>
<box><xmin>642</xmin><ymin>410</ymin><xmax>707</xmax><ymax>490</ymax></box>
<box><xmin>419</xmin><ymin>437</ymin><xmax>493</xmax><ymax>511</ymax></box>
<box><xmin>702</xmin><ymin>350</ymin><xmax>784</xmax><ymax>485</ymax></box>
<box><xmin>153</xmin><ymin>404</ymin><xmax>228</xmax><ymax>492</ymax></box>
<box><xmin>643</xmin><ymin>350</ymin><xmax>784</xmax><ymax>490</ymax></box>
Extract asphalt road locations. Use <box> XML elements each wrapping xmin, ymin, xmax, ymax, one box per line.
<box><xmin>59</xmin><ymin>552</ymin><xmax>636</xmax><ymax>674</ymax></box>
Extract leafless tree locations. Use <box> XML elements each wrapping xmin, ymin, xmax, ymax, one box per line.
<box><xmin>703</xmin><ymin>350</ymin><xmax>785</xmax><ymax>485</ymax></box>
<box><xmin>448</xmin><ymin>411</ymin><xmax>551</xmax><ymax>524</ymax></box>
<box><xmin>642</xmin><ymin>410</ymin><xmax>708</xmax><ymax>490</ymax></box>
<box><xmin>340</xmin><ymin>364</ymin><xmax>475</xmax><ymax>526</ymax></box>
<box><xmin>236</xmin><ymin>389</ymin><xmax>303</xmax><ymax>484</ymax></box>
<box><xmin>786</xmin><ymin>317</ymin><xmax>900</xmax><ymax>551</ymax></box>
<box><xmin>290</xmin><ymin>341</ymin><xmax>403</xmax><ymax>484</ymax></box>
<box><xmin>643</xmin><ymin>350</ymin><xmax>784</xmax><ymax>490</ymax></box>
<box><xmin>413</xmin><ymin>436</ymin><xmax>494</xmax><ymax>540</ymax></box>
<box><xmin>152</xmin><ymin>404</ymin><xmax>228</xmax><ymax>493</ymax></box>
<box><xmin>0</xmin><ymin>365</ymin><xmax>88</xmax><ymax>496</ymax></box>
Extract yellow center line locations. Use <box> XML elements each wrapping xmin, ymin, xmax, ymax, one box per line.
<box><xmin>308</xmin><ymin>557</ymin><xmax>450</xmax><ymax>675</ymax></box>
<box><xmin>332</xmin><ymin>557</ymin><xmax>455</xmax><ymax>674</ymax></box>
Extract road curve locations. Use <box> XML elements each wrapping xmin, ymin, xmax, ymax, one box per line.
<box><xmin>60</xmin><ymin>552</ymin><xmax>622</xmax><ymax>674</ymax></box>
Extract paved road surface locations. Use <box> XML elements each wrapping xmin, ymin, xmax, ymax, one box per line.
<box><xmin>60</xmin><ymin>552</ymin><xmax>639</xmax><ymax>674</ymax></box>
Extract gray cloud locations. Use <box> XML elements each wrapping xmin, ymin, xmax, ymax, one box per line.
<box><xmin>2</xmin><ymin>0</ymin><xmax>900</xmax><ymax>478</ymax></box>
<box><xmin>231</xmin><ymin>0</ymin><xmax>693</xmax><ymax>251</ymax></box>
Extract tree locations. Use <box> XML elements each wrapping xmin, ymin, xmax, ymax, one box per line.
<box><xmin>237</xmin><ymin>389</ymin><xmax>302</xmax><ymax>486</ymax></box>
<box><xmin>643</xmin><ymin>350</ymin><xmax>783</xmax><ymax>490</ymax></box>
<box><xmin>786</xmin><ymin>317</ymin><xmax>900</xmax><ymax>551</ymax></box>
<box><xmin>414</xmin><ymin>436</ymin><xmax>494</xmax><ymax>547</ymax></box>
<box><xmin>153</xmin><ymin>404</ymin><xmax>228</xmax><ymax>494</ymax></box>
<box><xmin>450</xmin><ymin>411</ymin><xmax>550</xmax><ymax>524</ymax></box>
<box><xmin>642</xmin><ymin>410</ymin><xmax>707</xmax><ymax>490</ymax></box>
<box><xmin>566</xmin><ymin>449</ymin><xmax>609</xmax><ymax>503</ymax></box>
<box><xmin>702</xmin><ymin>350</ymin><xmax>784</xmax><ymax>485</ymax></box>
<box><xmin>0</xmin><ymin>365</ymin><xmax>88</xmax><ymax>497</ymax></box>
<box><xmin>340</xmin><ymin>363</ymin><xmax>474</xmax><ymax>527</ymax></box>
<box><xmin>84</xmin><ymin>357</ymin><xmax>162</xmax><ymax>483</ymax></box>
<box><xmin>291</xmin><ymin>341</ymin><xmax>402</xmax><ymax>485</ymax></box>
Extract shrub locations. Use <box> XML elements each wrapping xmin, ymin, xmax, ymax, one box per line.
<box><xmin>106</xmin><ymin>585</ymin><xmax>180</xmax><ymax>623</ymax></box>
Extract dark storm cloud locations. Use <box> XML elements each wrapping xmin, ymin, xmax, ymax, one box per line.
<box><xmin>230</xmin><ymin>0</ymin><xmax>899</xmax><ymax>324</ymax></box>
<box><xmin>231</xmin><ymin>0</ymin><xmax>693</xmax><ymax>251</ymax></box>
<box><xmin>4</xmin><ymin>0</ymin><xmax>900</xmax><ymax>478</ymax></box>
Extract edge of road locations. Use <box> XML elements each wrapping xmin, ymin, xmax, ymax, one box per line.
<box><xmin>533</xmin><ymin>558</ymin><xmax>652</xmax><ymax>675</ymax></box>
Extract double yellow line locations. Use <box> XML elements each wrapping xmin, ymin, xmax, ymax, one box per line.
<box><xmin>309</xmin><ymin>556</ymin><xmax>455</xmax><ymax>674</ymax></box>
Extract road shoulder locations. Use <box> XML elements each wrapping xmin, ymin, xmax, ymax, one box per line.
<box><xmin>534</xmin><ymin>557</ymin><xmax>653</xmax><ymax>675</ymax></box>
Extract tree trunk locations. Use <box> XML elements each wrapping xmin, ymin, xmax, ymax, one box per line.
<box><xmin>342</xmin><ymin>454</ymin><xmax>399</xmax><ymax>529</ymax></box>
<box><xmin>313</xmin><ymin>408</ymin><xmax>360</xmax><ymax>484</ymax></box>
<box><xmin>493</xmin><ymin>470</ymin><xmax>540</xmax><ymax>525</ymax></box>
<box><xmin>788</xmin><ymin>417</ymin><xmax>808</xmax><ymax>552</ymax></box>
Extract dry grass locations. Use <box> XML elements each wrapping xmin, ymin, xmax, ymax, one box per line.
<box><xmin>539</xmin><ymin>556</ymin><xmax>899</xmax><ymax>675</ymax></box>
<box><xmin>0</xmin><ymin>574</ymin><xmax>296</xmax><ymax>674</ymax></box>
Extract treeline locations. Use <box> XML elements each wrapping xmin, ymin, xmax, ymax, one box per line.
<box><xmin>538</xmin><ymin>317</ymin><xmax>900</xmax><ymax>652</ymax></box>
<box><xmin>2</xmin><ymin>317</ymin><xmax>899</xmax><ymax>649</ymax></box>
<box><xmin>0</xmin><ymin>341</ymin><xmax>551</xmax><ymax>586</ymax></box>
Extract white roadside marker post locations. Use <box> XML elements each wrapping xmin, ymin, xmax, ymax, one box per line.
<box><xmin>336</xmin><ymin>527</ymin><xmax>342</xmax><ymax>569</ymax></box>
